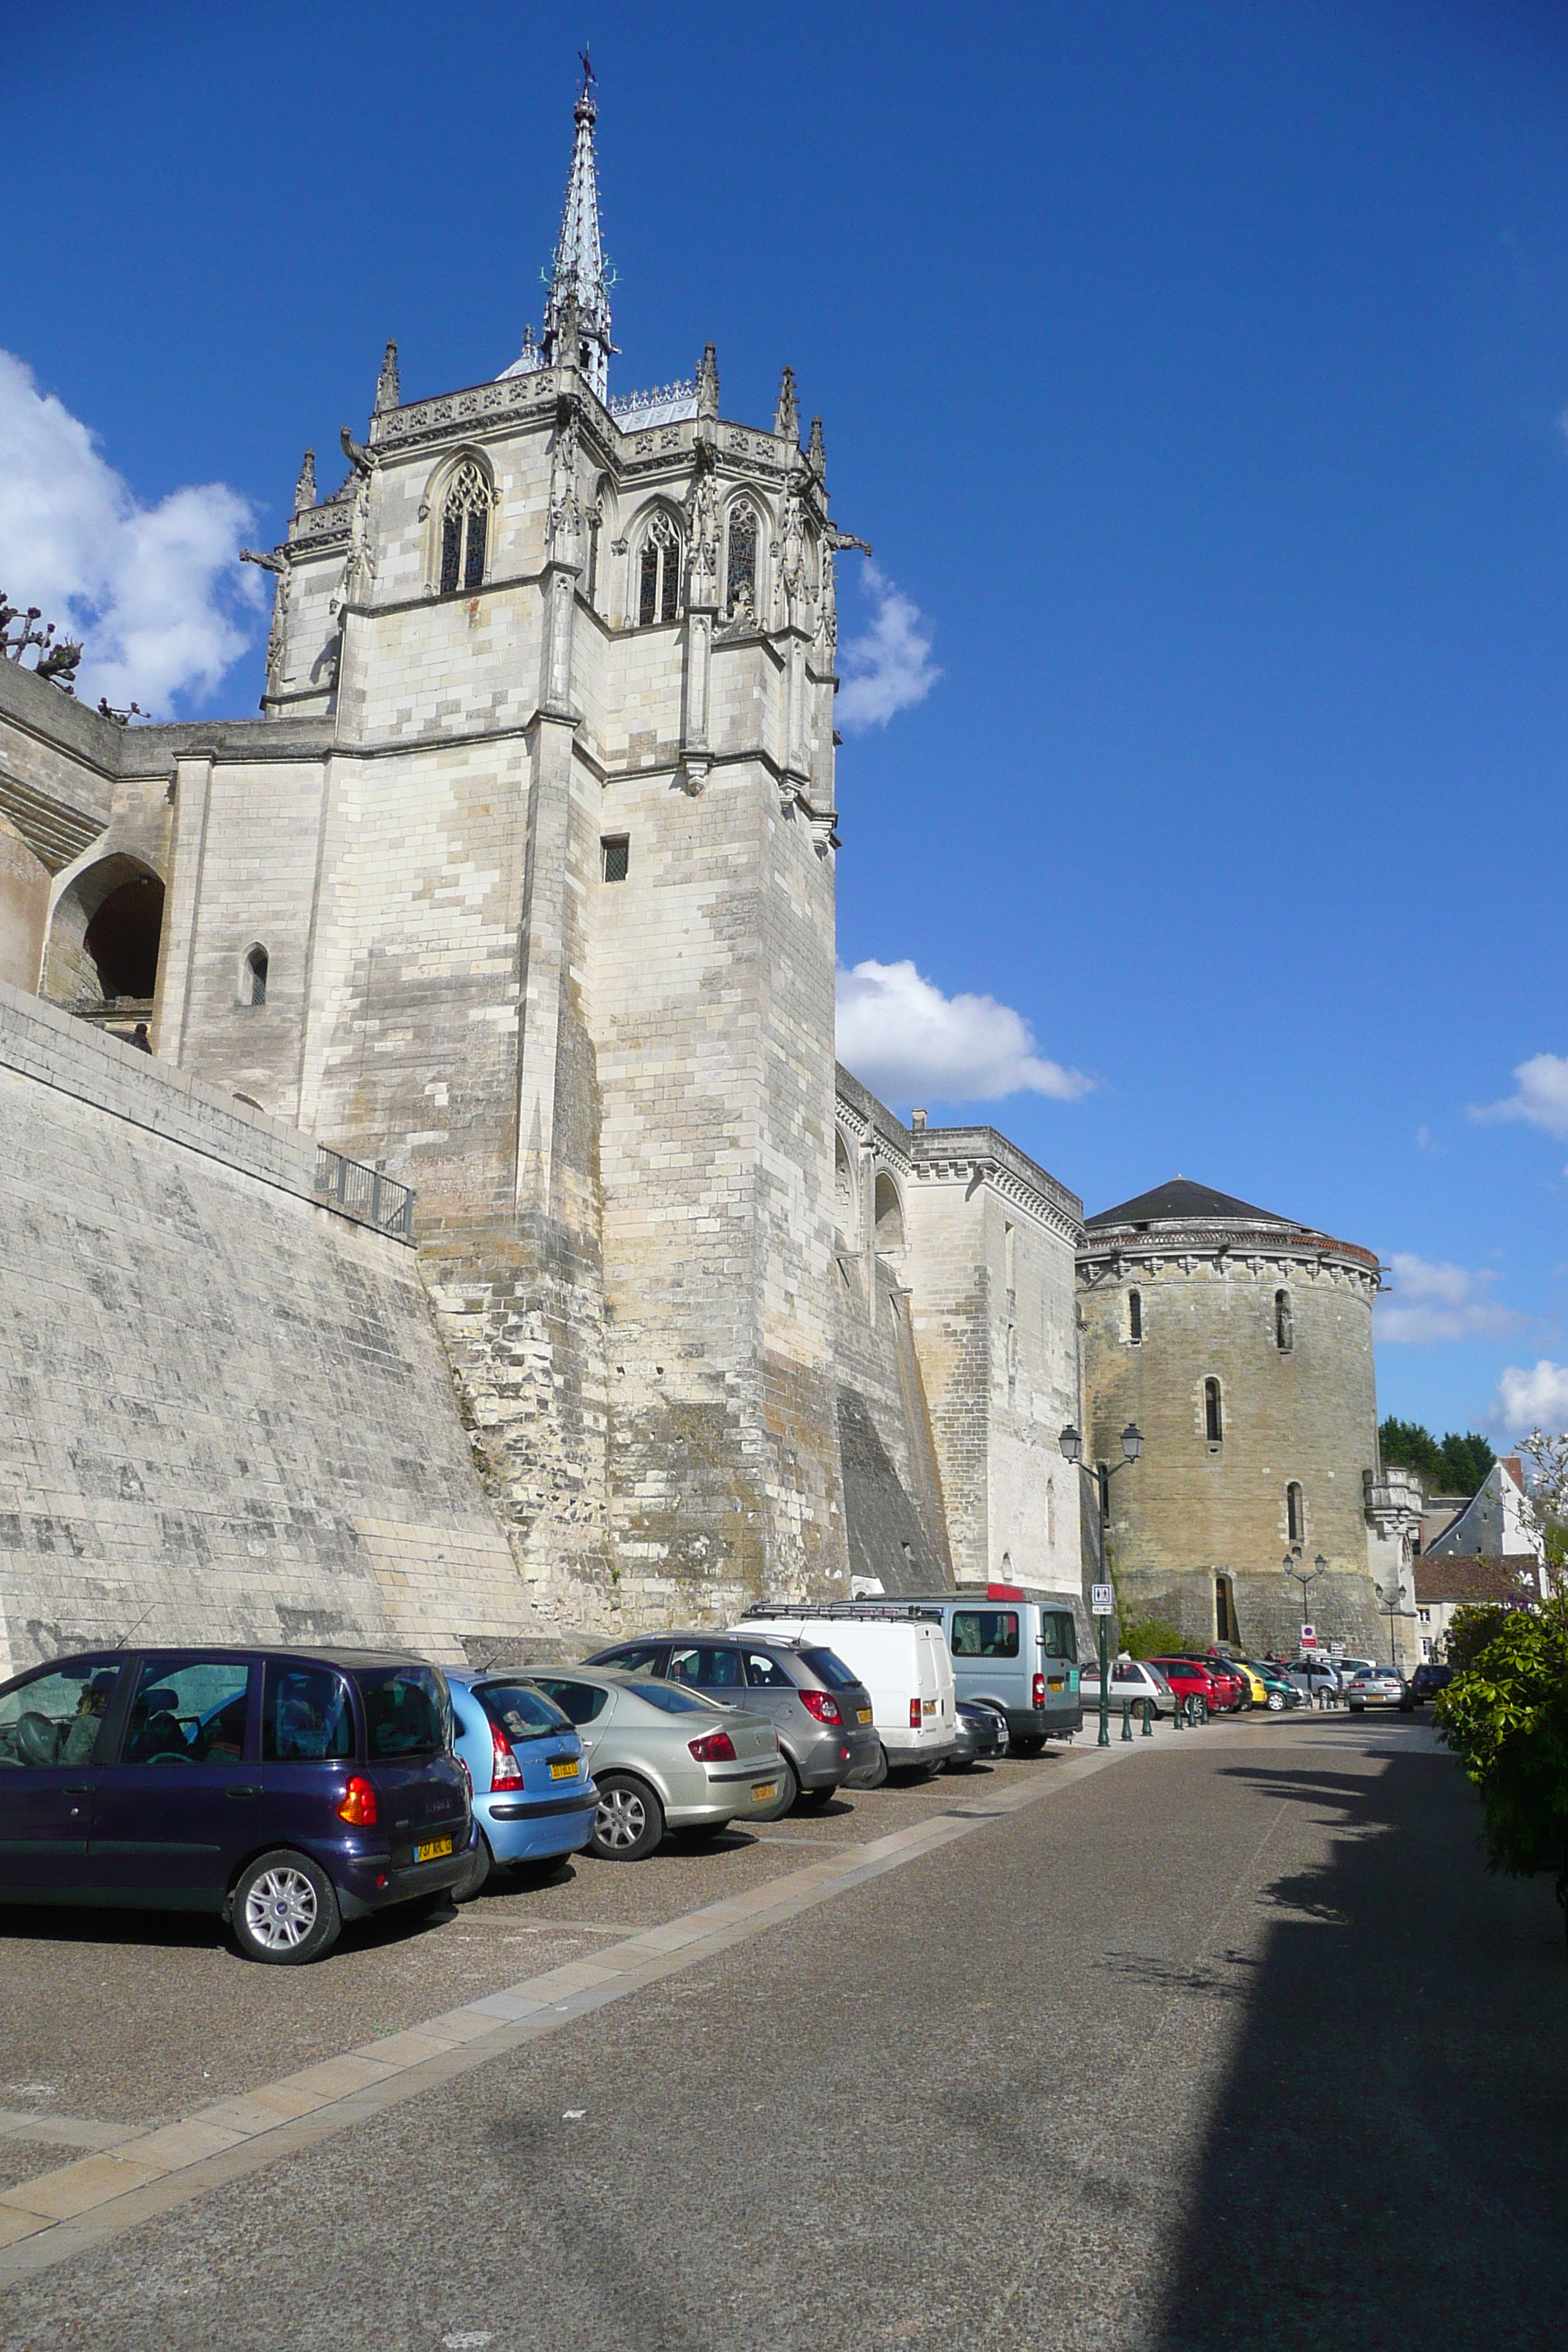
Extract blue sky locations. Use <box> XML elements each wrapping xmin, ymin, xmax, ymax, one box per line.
<box><xmin>5</xmin><ymin>1</ymin><xmax>1568</xmax><ymax>1441</ymax></box>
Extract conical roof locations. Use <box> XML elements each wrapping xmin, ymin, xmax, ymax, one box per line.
<box><xmin>1085</xmin><ymin>1177</ymin><xmax>1302</xmax><ymax>1232</ymax></box>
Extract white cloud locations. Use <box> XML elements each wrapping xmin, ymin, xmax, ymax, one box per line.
<box><xmin>1495</xmin><ymin>1359</ymin><xmax>1568</xmax><ymax>1433</ymax></box>
<box><xmin>835</xmin><ymin>957</ymin><xmax>1092</xmax><ymax>1109</ymax></box>
<box><xmin>836</xmin><ymin>562</ymin><xmax>941</xmax><ymax>733</ymax></box>
<box><xmin>1471</xmin><ymin>1052</ymin><xmax>1568</xmax><ymax>1145</ymax></box>
<box><xmin>0</xmin><ymin>349</ymin><xmax>260</xmax><ymax>715</ymax></box>
<box><xmin>1373</xmin><ymin>1252</ymin><xmax>1527</xmax><ymax>1344</ymax></box>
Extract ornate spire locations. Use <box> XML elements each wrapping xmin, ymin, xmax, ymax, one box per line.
<box><xmin>806</xmin><ymin>414</ymin><xmax>826</xmax><ymax>476</ymax></box>
<box><xmin>773</xmin><ymin>365</ymin><xmax>799</xmax><ymax>444</ymax></box>
<box><xmin>293</xmin><ymin>449</ymin><xmax>317</xmax><ymax>516</ymax></box>
<box><xmin>374</xmin><ymin>340</ymin><xmax>400</xmax><ymax>413</ymax></box>
<box><xmin>696</xmin><ymin>342</ymin><xmax>719</xmax><ymax>423</ymax></box>
<box><xmin>542</xmin><ymin>53</ymin><xmax>613</xmax><ymax>400</ymax></box>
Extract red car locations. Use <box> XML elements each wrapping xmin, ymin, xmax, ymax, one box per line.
<box><xmin>1147</xmin><ymin>1657</ymin><xmax>1241</xmax><ymax>1717</ymax></box>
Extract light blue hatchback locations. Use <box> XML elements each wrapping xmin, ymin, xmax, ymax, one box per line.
<box><xmin>447</xmin><ymin>1669</ymin><xmax>597</xmax><ymax>1899</ymax></box>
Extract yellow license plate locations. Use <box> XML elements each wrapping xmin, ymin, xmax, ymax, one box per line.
<box><xmin>414</xmin><ymin>1836</ymin><xmax>453</xmax><ymax>1863</ymax></box>
<box><xmin>858</xmin><ymin>1708</ymin><xmax>872</xmax><ymax>1724</ymax></box>
<box><xmin>549</xmin><ymin>1759</ymin><xmax>578</xmax><ymax>1780</ymax></box>
<box><xmin>751</xmin><ymin>1782</ymin><xmax>777</xmax><ymax>1803</ymax></box>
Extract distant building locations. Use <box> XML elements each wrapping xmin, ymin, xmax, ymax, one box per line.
<box><xmin>1413</xmin><ymin>1553</ymin><xmax>1547</xmax><ymax>1661</ymax></box>
<box><xmin>1422</xmin><ymin>1455</ymin><xmax>1542</xmax><ymax>1564</ymax></box>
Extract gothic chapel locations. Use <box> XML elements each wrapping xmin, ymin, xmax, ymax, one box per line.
<box><xmin>0</xmin><ymin>74</ymin><xmax>1096</xmax><ymax>1653</ymax></box>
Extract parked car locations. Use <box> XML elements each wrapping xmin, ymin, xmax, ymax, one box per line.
<box><xmin>1177</xmin><ymin>1654</ymin><xmax>1250</xmax><ymax>1713</ymax></box>
<box><xmin>1284</xmin><ymin>1656</ymin><xmax>1342</xmax><ymax>1705</ymax></box>
<box><xmin>1233</xmin><ymin>1658</ymin><xmax>1303</xmax><ymax>1712</ymax></box>
<box><xmin>730</xmin><ymin>1607</ymin><xmax>958</xmax><ymax>1775</ymax></box>
<box><xmin>1332</xmin><ymin>1655</ymin><xmax>1378</xmax><ymax>1692</ymax></box>
<box><xmin>581</xmin><ymin>1632</ymin><xmax>875</xmax><ymax>1814</ymax></box>
<box><xmin>904</xmin><ymin>1586</ymin><xmax>1083</xmax><ymax>1752</ymax></box>
<box><xmin>1077</xmin><ymin>1659</ymin><xmax>1177</xmax><ymax>1722</ymax></box>
<box><xmin>447</xmin><ymin>1672</ymin><xmax>597</xmax><ymax>1897</ymax></box>
<box><xmin>1346</xmin><ymin>1667</ymin><xmax>1408</xmax><ymax>1711</ymax></box>
<box><xmin>0</xmin><ymin>1646</ymin><xmax>472</xmax><ymax>1964</ymax></box>
<box><xmin>530</xmin><ymin>1669</ymin><xmax>784</xmax><ymax>1859</ymax></box>
<box><xmin>949</xmin><ymin>1697</ymin><xmax>1011</xmax><ymax>1768</ymax></box>
<box><xmin>1401</xmin><ymin>1662</ymin><xmax>1453</xmax><ymax>1711</ymax></box>
<box><xmin>1146</xmin><ymin>1658</ymin><xmax>1228</xmax><ymax>1719</ymax></box>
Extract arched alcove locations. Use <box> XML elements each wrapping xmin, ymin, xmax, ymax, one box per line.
<box><xmin>873</xmin><ymin>1171</ymin><xmax>905</xmax><ymax>1261</ymax></box>
<box><xmin>45</xmin><ymin>853</ymin><xmax>165</xmax><ymax>1014</ymax></box>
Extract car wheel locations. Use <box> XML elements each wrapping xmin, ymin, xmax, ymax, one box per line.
<box><xmin>589</xmin><ymin>1774</ymin><xmax>666</xmax><ymax>1861</ymax></box>
<box><xmin>450</xmin><ymin>1833</ymin><xmax>493</xmax><ymax>1903</ymax></box>
<box><xmin>1134</xmin><ymin>1700</ymin><xmax>1155</xmax><ymax>1725</ymax></box>
<box><xmin>230</xmin><ymin>1850</ymin><xmax>342</xmax><ymax>1966</ymax></box>
<box><xmin>751</xmin><ymin>1757</ymin><xmax>799</xmax><ymax>1822</ymax></box>
<box><xmin>861</xmin><ymin>1741</ymin><xmax>890</xmax><ymax>1790</ymax></box>
<box><xmin>1267</xmin><ymin>1690</ymin><xmax>1285</xmax><ymax>1712</ymax></box>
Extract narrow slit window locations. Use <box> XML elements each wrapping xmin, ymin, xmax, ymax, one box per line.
<box><xmin>244</xmin><ymin>944</ymin><xmax>268</xmax><ymax>1007</ymax></box>
<box><xmin>1286</xmin><ymin>1482</ymin><xmax>1304</xmax><ymax>1543</ymax></box>
<box><xmin>1204</xmin><ymin>1377</ymin><xmax>1223</xmax><ymax>1443</ymax></box>
<box><xmin>601</xmin><ymin>835</ymin><xmax>630</xmax><ymax>883</ymax></box>
<box><xmin>1128</xmin><ymin>1288</ymin><xmax>1142</xmax><ymax>1343</ymax></box>
<box><xmin>1275</xmin><ymin>1288</ymin><xmax>1293</xmax><ymax>1352</ymax></box>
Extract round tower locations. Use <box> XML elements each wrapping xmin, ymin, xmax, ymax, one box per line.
<box><xmin>1077</xmin><ymin>1177</ymin><xmax>1384</xmax><ymax>1656</ymax></box>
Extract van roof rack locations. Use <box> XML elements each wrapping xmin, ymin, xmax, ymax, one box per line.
<box><xmin>738</xmin><ymin>1600</ymin><xmax>938</xmax><ymax>1623</ymax></box>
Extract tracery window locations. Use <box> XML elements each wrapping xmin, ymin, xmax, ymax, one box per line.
<box><xmin>725</xmin><ymin>505</ymin><xmax>758</xmax><ymax>617</ymax></box>
<box><xmin>440</xmin><ymin>461</ymin><xmax>491</xmax><ymax>595</ymax></box>
<box><xmin>638</xmin><ymin>511</ymin><xmax>682</xmax><ymax>625</ymax></box>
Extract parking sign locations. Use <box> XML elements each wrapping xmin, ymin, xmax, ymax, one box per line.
<box><xmin>1090</xmin><ymin>1584</ymin><xmax>1115</xmax><ymax>1616</ymax></box>
<box><xmin>1300</xmin><ymin>1623</ymin><xmax>1316</xmax><ymax>1646</ymax></box>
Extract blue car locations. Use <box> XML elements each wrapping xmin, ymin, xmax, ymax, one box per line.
<box><xmin>447</xmin><ymin>1669</ymin><xmax>596</xmax><ymax>1898</ymax></box>
<box><xmin>0</xmin><ymin>1646</ymin><xmax>473</xmax><ymax>1964</ymax></box>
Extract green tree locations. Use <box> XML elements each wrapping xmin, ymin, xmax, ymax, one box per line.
<box><xmin>1378</xmin><ymin>1417</ymin><xmax>1494</xmax><ymax>1497</ymax></box>
<box><xmin>1434</xmin><ymin>1596</ymin><xmax>1568</xmax><ymax>1949</ymax></box>
<box><xmin>1121</xmin><ymin>1617</ymin><xmax>1184</xmax><ymax>1661</ymax></box>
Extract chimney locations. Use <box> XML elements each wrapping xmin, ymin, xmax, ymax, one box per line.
<box><xmin>911</xmin><ymin>1109</ymin><xmax>927</xmax><ymax>1132</ymax></box>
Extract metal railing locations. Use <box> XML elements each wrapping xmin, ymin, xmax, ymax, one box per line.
<box><xmin>313</xmin><ymin>1145</ymin><xmax>415</xmax><ymax>1238</ymax></box>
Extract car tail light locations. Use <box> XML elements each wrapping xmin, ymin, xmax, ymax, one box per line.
<box><xmin>798</xmin><ymin>1689</ymin><xmax>842</xmax><ymax>1726</ymax></box>
<box><xmin>336</xmin><ymin>1775</ymin><xmax>378</xmax><ymax>1827</ymax></box>
<box><xmin>688</xmin><ymin>1730</ymin><xmax>736</xmax><ymax>1763</ymax></box>
<box><xmin>489</xmin><ymin>1722</ymin><xmax>523</xmax><ymax>1791</ymax></box>
<box><xmin>909</xmin><ymin>1698</ymin><xmax>921</xmax><ymax>1729</ymax></box>
<box><xmin>1032</xmin><ymin>1673</ymin><xmax>1047</xmax><ymax>1708</ymax></box>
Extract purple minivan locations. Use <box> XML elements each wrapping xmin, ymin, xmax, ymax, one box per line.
<box><xmin>0</xmin><ymin>1646</ymin><xmax>473</xmax><ymax>1963</ymax></box>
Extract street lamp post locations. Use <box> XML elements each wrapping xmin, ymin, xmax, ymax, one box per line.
<box><xmin>1373</xmin><ymin>1579</ymin><xmax>1415</xmax><ymax>1676</ymax></box>
<box><xmin>1282</xmin><ymin>1551</ymin><xmax>1326</xmax><ymax>1652</ymax></box>
<box><xmin>1060</xmin><ymin>1420</ymin><xmax>1145</xmax><ymax>1748</ymax></box>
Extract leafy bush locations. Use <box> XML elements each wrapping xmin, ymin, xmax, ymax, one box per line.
<box><xmin>1443</xmin><ymin>1602</ymin><xmax>1521</xmax><ymax>1675</ymax></box>
<box><xmin>1435</xmin><ymin>1596</ymin><xmax>1568</xmax><ymax>1944</ymax></box>
<box><xmin>1122</xmin><ymin>1617</ymin><xmax>1185</xmax><ymax>1660</ymax></box>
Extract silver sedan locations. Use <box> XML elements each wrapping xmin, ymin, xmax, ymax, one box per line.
<box><xmin>1077</xmin><ymin>1660</ymin><xmax>1177</xmax><ymax>1721</ymax></box>
<box><xmin>531</xmin><ymin>1668</ymin><xmax>784</xmax><ymax>1860</ymax></box>
<box><xmin>1346</xmin><ymin>1667</ymin><xmax>1408</xmax><ymax>1711</ymax></box>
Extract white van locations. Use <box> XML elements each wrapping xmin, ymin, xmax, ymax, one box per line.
<box><xmin>728</xmin><ymin>1605</ymin><xmax>957</xmax><ymax>1773</ymax></box>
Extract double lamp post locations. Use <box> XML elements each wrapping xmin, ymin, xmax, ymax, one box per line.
<box><xmin>1060</xmin><ymin>1418</ymin><xmax>1144</xmax><ymax>1746</ymax></box>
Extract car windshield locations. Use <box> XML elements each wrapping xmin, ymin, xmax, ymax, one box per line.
<box><xmin>799</xmin><ymin>1648</ymin><xmax>860</xmax><ymax>1692</ymax></box>
<box><xmin>627</xmin><ymin>1681</ymin><xmax>722</xmax><ymax>1715</ymax></box>
<box><xmin>356</xmin><ymin>1665</ymin><xmax>450</xmax><ymax>1760</ymax></box>
<box><xmin>475</xmin><ymin>1682</ymin><xmax>571</xmax><ymax>1741</ymax></box>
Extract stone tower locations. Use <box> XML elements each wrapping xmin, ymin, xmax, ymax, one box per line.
<box><xmin>1077</xmin><ymin>1178</ymin><xmax>1384</xmax><ymax>1654</ymax></box>
<box><xmin>140</xmin><ymin>69</ymin><xmax>853</xmax><ymax>1628</ymax></box>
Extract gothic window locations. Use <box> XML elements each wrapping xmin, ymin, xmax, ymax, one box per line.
<box><xmin>439</xmin><ymin>461</ymin><xmax>491</xmax><ymax>595</ymax></box>
<box><xmin>1128</xmin><ymin>1288</ymin><xmax>1142</xmax><ymax>1343</ymax></box>
<box><xmin>1205</xmin><ymin>1377</ymin><xmax>1224</xmax><ymax>1443</ymax></box>
<box><xmin>638</xmin><ymin>511</ymin><xmax>682</xmax><ymax>625</ymax></box>
<box><xmin>1275</xmin><ymin>1287</ymin><xmax>1293</xmax><ymax>1352</ymax></box>
<box><xmin>601</xmin><ymin>835</ymin><xmax>630</xmax><ymax>883</ymax></box>
<box><xmin>243</xmin><ymin>944</ymin><xmax>268</xmax><ymax>1007</ymax></box>
<box><xmin>725</xmin><ymin>504</ymin><xmax>758</xmax><ymax>617</ymax></box>
<box><xmin>1286</xmin><ymin>1482</ymin><xmax>1304</xmax><ymax>1543</ymax></box>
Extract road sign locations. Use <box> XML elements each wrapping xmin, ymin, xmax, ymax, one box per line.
<box><xmin>1300</xmin><ymin>1624</ymin><xmax>1316</xmax><ymax>1646</ymax></box>
<box><xmin>1090</xmin><ymin>1584</ymin><xmax>1114</xmax><ymax>1616</ymax></box>
<box><xmin>1331</xmin><ymin>1641</ymin><xmax>1344</xmax><ymax>1658</ymax></box>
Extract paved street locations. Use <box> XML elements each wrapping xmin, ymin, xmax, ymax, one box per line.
<box><xmin>1</xmin><ymin>1713</ymin><xmax>1565</xmax><ymax>2351</ymax></box>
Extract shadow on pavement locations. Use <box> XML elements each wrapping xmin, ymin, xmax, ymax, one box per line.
<box><xmin>1153</xmin><ymin>1741</ymin><xmax>1568</xmax><ymax>2352</ymax></box>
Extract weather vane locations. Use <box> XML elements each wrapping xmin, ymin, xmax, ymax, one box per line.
<box><xmin>578</xmin><ymin>46</ymin><xmax>595</xmax><ymax>95</ymax></box>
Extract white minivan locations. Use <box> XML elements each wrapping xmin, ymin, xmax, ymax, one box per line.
<box><xmin>728</xmin><ymin>1605</ymin><xmax>957</xmax><ymax>1774</ymax></box>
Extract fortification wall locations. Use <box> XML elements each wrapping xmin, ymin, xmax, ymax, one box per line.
<box><xmin>832</xmin><ymin>1256</ymin><xmax>951</xmax><ymax>1597</ymax></box>
<box><xmin>0</xmin><ymin>981</ymin><xmax>547</xmax><ymax>1679</ymax></box>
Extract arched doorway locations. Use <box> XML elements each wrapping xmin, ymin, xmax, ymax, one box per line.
<box><xmin>45</xmin><ymin>853</ymin><xmax>166</xmax><ymax>1039</ymax></box>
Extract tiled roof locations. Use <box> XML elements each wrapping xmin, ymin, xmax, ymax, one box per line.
<box><xmin>1085</xmin><ymin>1177</ymin><xmax>1300</xmax><ymax>1231</ymax></box>
<box><xmin>1412</xmin><ymin>1556</ymin><xmax>1540</xmax><ymax>1605</ymax></box>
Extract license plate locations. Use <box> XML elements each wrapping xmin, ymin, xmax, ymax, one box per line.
<box><xmin>549</xmin><ymin>1759</ymin><xmax>578</xmax><ymax>1780</ymax></box>
<box><xmin>414</xmin><ymin>1836</ymin><xmax>453</xmax><ymax>1863</ymax></box>
<box><xmin>751</xmin><ymin>1782</ymin><xmax>777</xmax><ymax>1803</ymax></box>
<box><xmin>857</xmin><ymin>1708</ymin><xmax>872</xmax><ymax>1725</ymax></box>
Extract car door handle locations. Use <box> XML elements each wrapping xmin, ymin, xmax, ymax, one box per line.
<box><xmin>63</xmin><ymin>1784</ymin><xmax>92</xmax><ymax>1795</ymax></box>
<box><xmin>225</xmin><ymin>1784</ymin><xmax>263</xmax><ymax>1800</ymax></box>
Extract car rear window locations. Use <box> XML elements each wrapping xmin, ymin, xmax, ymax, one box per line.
<box><xmin>1041</xmin><ymin>1613</ymin><xmax>1077</xmax><ymax>1661</ymax></box>
<box><xmin>799</xmin><ymin>1647</ymin><xmax>860</xmax><ymax>1692</ymax></box>
<box><xmin>532</xmin><ymin>1676</ymin><xmax>608</xmax><ymax>1726</ymax></box>
<box><xmin>475</xmin><ymin>1682</ymin><xmax>571</xmax><ymax>1741</ymax></box>
<box><xmin>262</xmin><ymin>1663</ymin><xmax>355</xmax><ymax>1763</ymax></box>
<box><xmin>355</xmin><ymin>1665</ymin><xmax>450</xmax><ymax>1760</ymax></box>
<box><xmin>951</xmin><ymin>1610</ymin><xmax>1019</xmax><ymax>1659</ymax></box>
<box><xmin>627</xmin><ymin>1681</ymin><xmax>718</xmax><ymax>1715</ymax></box>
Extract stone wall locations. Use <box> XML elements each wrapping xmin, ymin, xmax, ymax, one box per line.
<box><xmin>0</xmin><ymin>980</ymin><xmax>546</xmax><ymax>1679</ymax></box>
